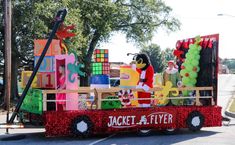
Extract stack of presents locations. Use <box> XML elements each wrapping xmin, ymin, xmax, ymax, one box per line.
<box><xmin>91</xmin><ymin>49</ymin><xmax>110</xmax><ymax>75</ymax></box>
<box><xmin>21</xmin><ymin>39</ymin><xmax>79</xmax><ymax>114</ymax></box>
<box><xmin>20</xmin><ymin>39</ymin><xmax>135</xmax><ymax>112</ymax></box>
<box><xmin>91</xmin><ymin>49</ymin><xmax>122</xmax><ymax>109</ymax></box>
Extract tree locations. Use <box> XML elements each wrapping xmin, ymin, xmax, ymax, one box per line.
<box><xmin>0</xmin><ymin>0</ymin><xmax>82</xmax><ymax>103</ymax></box>
<box><xmin>0</xmin><ymin>0</ymin><xmax>180</xmax><ymax>99</ymax></box>
<box><xmin>0</xmin><ymin>1</ymin><xmax>4</xmax><ymax>74</ymax></box>
<box><xmin>0</xmin><ymin>1</ymin><xmax>4</xmax><ymax>103</ymax></box>
<box><xmin>221</xmin><ymin>58</ymin><xmax>235</xmax><ymax>73</ymax></box>
<box><xmin>74</xmin><ymin>0</ymin><xmax>181</xmax><ymax>85</ymax></box>
<box><xmin>163</xmin><ymin>47</ymin><xmax>175</xmax><ymax>62</ymax></box>
<box><xmin>140</xmin><ymin>44</ymin><xmax>165</xmax><ymax>73</ymax></box>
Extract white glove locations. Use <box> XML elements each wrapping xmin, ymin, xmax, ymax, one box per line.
<box><xmin>131</xmin><ymin>64</ymin><xmax>136</xmax><ymax>70</ymax></box>
<box><xmin>136</xmin><ymin>85</ymin><xmax>142</xmax><ymax>89</ymax></box>
<box><xmin>142</xmin><ymin>84</ymin><xmax>150</xmax><ymax>92</ymax></box>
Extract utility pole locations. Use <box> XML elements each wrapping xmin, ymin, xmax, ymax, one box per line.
<box><xmin>4</xmin><ymin>0</ymin><xmax>12</xmax><ymax>126</ymax></box>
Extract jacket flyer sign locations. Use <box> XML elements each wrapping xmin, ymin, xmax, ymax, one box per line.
<box><xmin>107</xmin><ymin>110</ymin><xmax>176</xmax><ymax>128</ymax></box>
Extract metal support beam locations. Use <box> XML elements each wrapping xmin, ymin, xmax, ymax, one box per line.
<box><xmin>9</xmin><ymin>9</ymin><xmax>67</xmax><ymax>123</ymax></box>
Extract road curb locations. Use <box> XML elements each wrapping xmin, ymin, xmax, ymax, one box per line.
<box><xmin>225</xmin><ymin>110</ymin><xmax>235</xmax><ymax>118</ymax></box>
<box><xmin>225</xmin><ymin>96</ymin><xmax>235</xmax><ymax>118</ymax></box>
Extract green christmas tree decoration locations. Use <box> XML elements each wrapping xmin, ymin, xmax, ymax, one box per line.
<box><xmin>180</xmin><ymin>36</ymin><xmax>202</xmax><ymax>96</ymax></box>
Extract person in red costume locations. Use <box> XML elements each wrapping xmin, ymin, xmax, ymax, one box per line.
<box><xmin>132</xmin><ymin>53</ymin><xmax>154</xmax><ymax>107</ymax></box>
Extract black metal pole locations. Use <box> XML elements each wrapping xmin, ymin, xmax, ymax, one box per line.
<box><xmin>9</xmin><ymin>9</ymin><xmax>67</xmax><ymax>123</ymax></box>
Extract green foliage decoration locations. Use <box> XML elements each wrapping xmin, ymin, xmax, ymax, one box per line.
<box><xmin>180</xmin><ymin>36</ymin><xmax>202</xmax><ymax>95</ymax></box>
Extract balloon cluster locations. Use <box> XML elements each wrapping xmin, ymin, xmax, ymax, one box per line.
<box><xmin>180</xmin><ymin>36</ymin><xmax>201</xmax><ymax>90</ymax></box>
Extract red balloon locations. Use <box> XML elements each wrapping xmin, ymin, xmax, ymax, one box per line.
<box><xmin>185</xmin><ymin>73</ymin><xmax>189</xmax><ymax>77</ymax></box>
<box><xmin>193</xmin><ymin>67</ymin><xmax>197</xmax><ymax>72</ymax></box>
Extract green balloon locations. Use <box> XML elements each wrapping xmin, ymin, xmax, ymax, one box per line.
<box><xmin>185</xmin><ymin>83</ymin><xmax>194</xmax><ymax>87</ymax></box>
<box><xmin>189</xmin><ymin>44</ymin><xmax>196</xmax><ymax>50</ymax></box>
<box><xmin>182</xmin><ymin>77</ymin><xmax>190</xmax><ymax>84</ymax></box>
<box><xmin>186</xmin><ymin>53</ymin><xmax>193</xmax><ymax>58</ymax></box>
<box><xmin>187</xmin><ymin>65</ymin><xmax>193</xmax><ymax>71</ymax></box>
<box><xmin>195</xmin><ymin>54</ymin><xmax>200</xmax><ymax>60</ymax></box>
<box><xmin>189</xmin><ymin>44</ymin><xmax>194</xmax><ymax>49</ymax></box>
<box><xmin>190</xmin><ymin>72</ymin><xmax>197</xmax><ymax>78</ymax></box>
<box><xmin>182</xmin><ymin>90</ymin><xmax>189</xmax><ymax>96</ymax></box>
<box><xmin>197</xmin><ymin>66</ymin><xmax>200</xmax><ymax>72</ymax></box>
<box><xmin>185</xmin><ymin>53</ymin><xmax>189</xmax><ymax>58</ymax></box>
<box><xmin>191</xmin><ymin>78</ymin><xmax>197</xmax><ymax>84</ymax></box>
<box><xmin>192</xmin><ymin>60</ymin><xmax>199</xmax><ymax>66</ymax></box>
<box><xmin>197</xmin><ymin>45</ymin><xmax>202</xmax><ymax>50</ymax></box>
<box><xmin>180</xmin><ymin>69</ymin><xmax>186</xmax><ymax>76</ymax></box>
<box><xmin>184</xmin><ymin>59</ymin><xmax>191</xmax><ymax>65</ymax></box>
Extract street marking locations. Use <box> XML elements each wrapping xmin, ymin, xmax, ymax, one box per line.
<box><xmin>88</xmin><ymin>134</ymin><xmax>116</xmax><ymax>145</ymax></box>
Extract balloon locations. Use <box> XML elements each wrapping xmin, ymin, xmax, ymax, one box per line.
<box><xmin>193</xmin><ymin>66</ymin><xmax>200</xmax><ymax>72</ymax></box>
<box><xmin>189</xmin><ymin>44</ymin><xmax>194</xmax><ymax>49</ymax></box>
<box><xmin>185</xmin><ymin>73</ymin><xmax>189</xmax><ymax>77</ymax></box>
<box><xmin>190</xmin><ymin>72</ymin><xmax>197</xmax><ymax>78</ymax></box>
<box><xmin>185</xmin><ymin>53</ymin><xmax>191</xmax><ymax>58</ymax></box>
<box><xmin>197</xmin><ymin>45</ymin><xmax>202</xmax><ymax>50</ymax></box>
<box><xmin>182</xmin><ymin>90</ymin><xmax>189</xmax><ymax>96</ymax></box>
<box><xmin>197</xmin><ymin>67</ymin><xmax>200</xmax><ymax>72</ymax></box>
<box><xmin>195</xmin><ymin>54</ymin><xmax>200</xmax><ymax>60</ymax></box>
<box><xmin>181</xmin><ymin>65</ymin><xmax>185</xmax><ymax>70</ymax></box>
<box><xmin>182</xmin><ymin>77</ymin><xmax>190</xmax><ymax>84</ymax></box>
<box><xmin>184</xmin><ymin>59</ymin><xmax>190</xmax><ymax>65</ymax></box>
<box><xmin>191</xmin><ymin>78</ymin><xmax>197</xmax><ymax>84</ymax></box>
<box><xmin>185</xmin><ymin>83</ymin><xmax>194</xmax><ymax>87</ymax></box>
<box><xmin>180</xmin><ymin>69</ymin><xmax>186</xmax><ymax>76</ymax></box>
<box><xmin>186</xmin><ymin>65</ymin><xmax>193</xmax><ymax>71</ymax></box>
<box><xmin>192</xmin><ymin>60</ymin><xmax>199</xmax><ymax>66</ymax></box>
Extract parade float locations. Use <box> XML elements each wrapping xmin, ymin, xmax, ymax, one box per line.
<box><xmin>0</xmin><ymin>9</ymin><xmax>222</xmax><ymax>137</ymax></box>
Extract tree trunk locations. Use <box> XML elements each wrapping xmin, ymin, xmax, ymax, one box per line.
<box><xmin>80</xmin><ymin>76</ymin><xmax>89</xmax><ymax>86</ymax></box>
<box><xmin>80</xmin><ymin>30</ymin><xmax>101</xmax><ymax>86</ymax></box>
<box><xmin>11</xmin><ymin>54</ymin><xmax>19</xmax><ymax>101</ymax></box>
<box><xmin>80</xmin><ymin>57</ymin><xmax>91</xmax><ymax>86</ymax></box>
<box><xmin>3</xmin><ymin>0</ymin><xmax>12</xmax><ymax>111</ymax></box>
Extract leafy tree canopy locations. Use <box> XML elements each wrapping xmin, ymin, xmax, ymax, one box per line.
<box><xmin>0</xmin><ymin>0</ymin><xmax>180</xmax><ymax>86</ymax></box>
<box><xmin>141</xmin><ymin>43</ymin><xmax>165</xmax><ymax>73</ymax></box>
<box><xmin>163</xmin><ymin>47</ymin><xmax>175</xmax><ymax>62</ymax></box>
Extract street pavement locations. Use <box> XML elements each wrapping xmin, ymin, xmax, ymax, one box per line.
<box><xmin>1</xmin><ymin>74</ymin><xmax>235</xmax><ymax>145</ymax></box>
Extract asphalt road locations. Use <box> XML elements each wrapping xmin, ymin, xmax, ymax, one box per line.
<box><xmin>1</xmin><ymin>74</ymin><xmax>235</xmax><ymax>145</ymax></box>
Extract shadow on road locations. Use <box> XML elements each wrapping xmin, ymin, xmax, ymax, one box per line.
<box><xmin>0</xmin><ymin>128</ymin><xmax>221</xmax><ymax>145</ymax></box>
<box><xmin>90</xmin><ymin>129</ymin><xmax>222</xmax><ymax>145</ymax></box>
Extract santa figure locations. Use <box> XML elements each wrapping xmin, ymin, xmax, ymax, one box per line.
<box><xmin>132</xmin><ymin>53</ymin><xmax>154</xmax><ymax>107</ymax></box>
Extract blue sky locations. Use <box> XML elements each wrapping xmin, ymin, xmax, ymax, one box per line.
<box><xmin>101</xmin><ymin>0</ymin><xmax>235</xmax><ymax>63</ymax></box>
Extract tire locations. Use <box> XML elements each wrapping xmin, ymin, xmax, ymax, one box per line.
<box><xmin>163</xmin><ymin>128</ymin><xmax>178</xmax><ymax>135</ymax></box>
<box><xmin>186</xmin><ymin>111</ymin><xmax>204</xmax><ymax>131</ymax></box>
<box><xmin>138</xmin><ymin>129</ymin><xmax>152</xmax><ymax>136</ymax></box>
<box><xmin>71</xmin><ymin>115</ymin><xmax>93</xmax><ymax>137</ymax></box>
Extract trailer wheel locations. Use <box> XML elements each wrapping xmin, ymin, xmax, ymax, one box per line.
<box><xmin>138</xmin><ymin>129</ymin><xmax>152</xmax><ymax>136</ymax></box>
<box><xmin>163</xmin><ymin>128</ymin><xmax>178</xmax><ymax>135</ymax></box>
<box><xmin>186</xmin><ymin>111</ymin><xmax>204</xmax><ymax>131</ymax></box>
<box><xmin>71</xmin><ymin>115</ymin><xmax>93</xmax><ymax>137</ymax></box>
